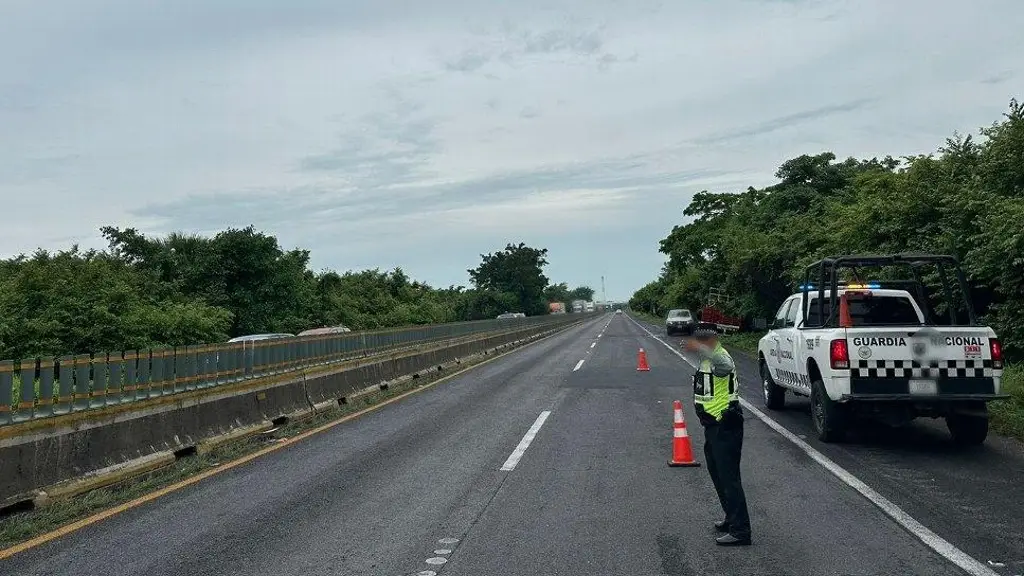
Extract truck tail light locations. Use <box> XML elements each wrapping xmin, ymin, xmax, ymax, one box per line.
<box><xmin>830</xmin><ymin>339</ymin><xmax>850</xmax><ymax>369</ymax></box>
<box><xmin>990</xmin><ymin>338</ymin><xmax>1003</xmax><ymax>369</ymax></box>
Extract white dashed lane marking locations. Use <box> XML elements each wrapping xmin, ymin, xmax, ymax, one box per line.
<box><xmin>590</xmin><ymin>342</ymin><xmax>596</xmax><ymax>349</ymax></box>
<box><xmin>500</xmin><ymin>411</ymin><xmax>552</xmax><ymax>472</ymax></box>
<box><xmin>573</xmin><ymin>359</ymin><xmax>585</xmax><ymax>371</ymax></box>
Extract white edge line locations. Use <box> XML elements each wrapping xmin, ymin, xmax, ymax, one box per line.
<box><xmin>500</xmin><ymin>411</ymin><xmax>552</xmax><ymax>472</ymax></box>
<box><xmin>573</xmin><ymin>359</ymin><xmax>585</xmax><ymax>371</ymax></box>
<box><xmin>623</xmin><ymin>314</ymin><xmax>999</xmax><ymax>576</ymax></box>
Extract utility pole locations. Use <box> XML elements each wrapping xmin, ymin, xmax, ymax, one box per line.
<box><xmin>601</xmin><ymin>275</ymin><xmax>607</xmax><ymax>305</ymax></box>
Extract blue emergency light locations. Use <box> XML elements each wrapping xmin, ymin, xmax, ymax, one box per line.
<box><xmin>798</xmin><ymin>282</ymin><xmax>881</xmax><ymax>290</ymax></box>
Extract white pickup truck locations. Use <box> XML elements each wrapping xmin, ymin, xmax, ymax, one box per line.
<box><xmin>757</xmin><ymin>254</ymin><xmax>1007</xmax><ymax>445</ymax></box>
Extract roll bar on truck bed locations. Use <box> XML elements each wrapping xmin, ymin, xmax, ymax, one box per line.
<box><xmin>799</xmin><ymin>253</ymin><xmax>979</xmax><ymax>329</ymax></box>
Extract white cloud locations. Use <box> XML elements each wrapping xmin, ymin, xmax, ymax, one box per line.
<box><xmin>1</xmin><ymin>0</ymin><xmax>1022</xmax><ymax>299</ymax></box>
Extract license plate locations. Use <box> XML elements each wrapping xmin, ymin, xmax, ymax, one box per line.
<box><xmin>909</xmin><ymin>379</ymin><xmax>937</xmax><ymax>395</ymax></box>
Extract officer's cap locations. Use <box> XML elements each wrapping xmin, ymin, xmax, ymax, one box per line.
<box><xmin>693</xmin><ymin>322</ymin><xmax>719</xmax><ymax>339</ymax></box>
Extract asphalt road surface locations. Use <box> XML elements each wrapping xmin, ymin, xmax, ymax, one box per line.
<box><xmin>3</xmin><ymin>313</ymin><xmax>1020</xmax><ymax>576</ymax></box>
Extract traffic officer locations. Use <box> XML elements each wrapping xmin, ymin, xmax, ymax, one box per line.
<box><xmin>685</xmin><ymin>322</ymin><xmax>751</xmax><ymax>546</ymax></box>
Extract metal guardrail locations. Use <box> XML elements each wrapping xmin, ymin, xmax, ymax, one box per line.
<box><xmin>0</xmin><ymin>314</ymin><xmax>591</xmax><ymax>426</ymax></box>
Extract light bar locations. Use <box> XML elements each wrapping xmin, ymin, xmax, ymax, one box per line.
<box><xmin>798</xmin><ymin>282</ymin><xmax>881</xmax><ymax>290</ymax></box>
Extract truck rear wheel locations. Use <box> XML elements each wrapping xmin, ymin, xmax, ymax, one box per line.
<box><xmin>811</xmin><ymin>379</ymin><xmax>847</xmax><ymax>442</ymax></box>
<box><xmin>761</xmin><ymin>362</ymin><xmax>786</xmax><ymax>410</ymax></box>
<box><xmin>946</xmin><ymin>410</ymin><xmax>989</xmax><ymax>446</ymax></box>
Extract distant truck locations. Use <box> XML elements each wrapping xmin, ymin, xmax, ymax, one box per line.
<box><xmin>701</xmin><ymin>306</ymin><xmax>742</xmax><ymax>333</ymax></box>
<box><xmin>585</xmin><ymin>301</ymin><xmax>596</xmax><ymax>313</ymax></box>
<box><xmin>571</xmin><ymin>300</ymin><xmax>586</xmax><ymax>313</ymax></box>
<box><xmin>549</xmin><ymin>302</ymin><xmax>567</xmax><ymax>314</ymax></box>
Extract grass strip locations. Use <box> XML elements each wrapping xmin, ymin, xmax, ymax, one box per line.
<box><xmin>990</xmin><ymin>364</ymin><xmax>1023</xmax><ymax>440</ymax></box>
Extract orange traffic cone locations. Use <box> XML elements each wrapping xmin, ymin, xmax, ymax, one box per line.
<box><xmin>668</xmin><ymin>400</ymin><xmax>701</xmax><ymax>467</ymax></box>
<box><xmin>839</xmin><ymin>293</ymin><xmax>853</xmax><ymax>327</ymax></box>
<box><xmin>637</xmin><ymin>348</ymin><xmax>650</xmax><ymax>371</ymax></box>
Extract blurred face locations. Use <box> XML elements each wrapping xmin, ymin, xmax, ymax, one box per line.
<box><xmin>696</xmin><ymin>333</ymin><xmax>718</xmax><ymax>347</ymax></box>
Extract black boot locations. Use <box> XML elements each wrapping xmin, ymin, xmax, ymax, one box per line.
<box><xmin>715</xmin><ymin>534</ymin><xmax>751</xmax><ymax>546</ymax></box>
<box><xmin>714</xmin><ymin>520</ymin><xmax>729</xmax><ymax>533</ymax></box>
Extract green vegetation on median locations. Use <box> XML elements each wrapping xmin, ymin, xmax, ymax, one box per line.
<box><xmin>991</xmin><ymin>365</ymin><xmax>1024</xmax><ymax>440</ymax></box>
<box><xmin>720</xmin><ymin>332</ymin><xmax>764</xmax><ymax>357</ymax></box>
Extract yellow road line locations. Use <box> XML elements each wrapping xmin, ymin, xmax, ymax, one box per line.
<box><xmin>0</xmin><ymin>326</ymin><xmax>571</xmax><ymax>561</ymax></box>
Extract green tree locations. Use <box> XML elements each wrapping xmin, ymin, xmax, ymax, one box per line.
<box><xmin>102</xmin><ymin>226</ymin><xmax>317</xmax><ymax>335</ymax></box>
<box><xmin>568</xmin><ymin>286</ymin><xmax>595</xmax><ymax>301</ymax></box>
<box><xmin>0</xmin><ymin>248</ymin><xmax>231</xmax><ymax>358</ymax></box>
<box><xmin>468</xmin><ymin>243</ymin><xmax>550</xmax><ymax>316</ymax></box>
<box><xmin>543</xmin><ymin>282</ymin><xmax>571</xmax><ymax>303</ymax></box>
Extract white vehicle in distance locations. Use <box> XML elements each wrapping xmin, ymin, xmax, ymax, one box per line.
<box><xmin>757</xmin><ymin>254</ymin><xmax>1006</xmax><ymax>445</ymax></box>
<box><xmin>496</xmin><ymin>312</ymin><xmax>524</xmax><ymax>319</ymax></box>
<box><xmin>665</xmin><ymin>309</ymin><xmax>694</xmax><ymax>336</ymax></box>
<box><xmin>298</xmin><ymin>325</ymin><xmax>352</xmax><ymax>336</ymax></box>
<box><xmin>227</xmin><ymin>333</ymin><xmax>294</xmax><ymax>343</ymax></box>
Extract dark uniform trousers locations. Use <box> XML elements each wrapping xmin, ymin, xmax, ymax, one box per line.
<box><xmin>699</xmin><ymin>403</ymin><xmax>751</xmax><ymax>539</ymax></box>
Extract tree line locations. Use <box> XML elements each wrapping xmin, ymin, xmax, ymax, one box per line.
<box><xmin>0</xmin><ymin>231</ymin><xmax>593</xmax><ymax>359</ymax></box>
<box><xmin>630</xmin><ymin>99</ymin><xmax>1024</xmax><ymax>358</ymax></box>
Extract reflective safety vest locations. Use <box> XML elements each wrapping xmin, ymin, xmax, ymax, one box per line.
<box><xmin>693</xmin><ymin>344</ymin><xmax>739</xmax><ymax>420</ymax></box>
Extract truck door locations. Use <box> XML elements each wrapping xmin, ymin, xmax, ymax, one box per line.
<box><xmin>791</xmin><ymin>296</ymin><xmax>814</xmax><ymax>394</ymax></box>
<box><xmin>779</xmin><ymin>297</ymin><xmax>800</xmax><ymax>386</ymax></box>
<box><xmin>769</xmin><ymin>297</ymin><xmax>798</xmax><ymax>387</ymax></box>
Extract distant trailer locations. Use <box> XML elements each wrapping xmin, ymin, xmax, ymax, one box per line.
<box><xmin>700</xmin><ymin>306</ymin><xmax>741</xmax><ymax>333</ymax></box>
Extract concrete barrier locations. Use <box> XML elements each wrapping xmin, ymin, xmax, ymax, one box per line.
<box><xmin>254</xmin><ymin>378</ymin><xmax>314</xmax><ymax>422</ymax></box>
<box><xmin>0</xmin><ymin>319</ymin><xmax>583</xmax><ymax>508</ymax></box>
<box><xmin>0</xmin><ymin>389</ymin><xmax>266</xmax><ymax>504</ymax></box>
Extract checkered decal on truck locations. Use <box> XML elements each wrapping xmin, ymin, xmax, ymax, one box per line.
<box><xmin>853</xmin><ymin>359</ymin><xmax>996</xmax><ymax>379</ymax></box>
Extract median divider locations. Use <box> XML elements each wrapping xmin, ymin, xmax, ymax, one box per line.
<box><xmin>0</xmin><ymin>317</ymin><xmax>590</xmax><ymax>511</ymax></box>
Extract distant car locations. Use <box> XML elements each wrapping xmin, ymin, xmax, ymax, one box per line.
<box><xmin>615</xmin><ymin>309</ymin><xmax>623</xmax><ymax>314</ymax></box>
<box><xmin>298</xmin><ymin>325</ymin><xmax>352</xmax><ymax>336</ymax></box>
<box><xmin>497</xmin><ymin>313</ymin><xmax>517</xmax><ymax>320</ymax></box>
<box><xmin>227</xmin><ymin>333</ymin><xmax>295</xmax><ymax>343</ymax></box>
<box><xmin>665</xmin><ymin>309</ymin><xmax>694</xmax><ymax>336</ymax></box>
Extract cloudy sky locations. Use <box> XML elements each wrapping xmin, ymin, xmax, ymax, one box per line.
<box><xmin>1</xmin><ymin>0</ymin><xmax>1021</xmax><ymax>301</ymax></box>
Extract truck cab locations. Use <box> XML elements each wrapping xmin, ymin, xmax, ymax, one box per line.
<box><xmin>757</xmin><ymin>254</ymin><xmax>1007</xmax><ymax>445</ymax></box>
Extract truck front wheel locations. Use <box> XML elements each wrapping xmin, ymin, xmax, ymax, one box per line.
<box><xmin>761</xmin><ymin>362</ymin><xmax>786</xmax><ymax>410</ymax></box>
<box><xmin>946</xmin><ymin>410</ymin><xmax>989</xmax><ymax>446</ymax></box>
<box><xmin>811</xmin><ymin>379</ymin><xmax>847</xmax><ymax>442</ymax></box>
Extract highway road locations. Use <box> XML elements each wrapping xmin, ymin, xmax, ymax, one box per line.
<box><xmin>2</xmin><ymin>313</ymin><xmax>1021</xmax><ymax>576</ymax></box>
